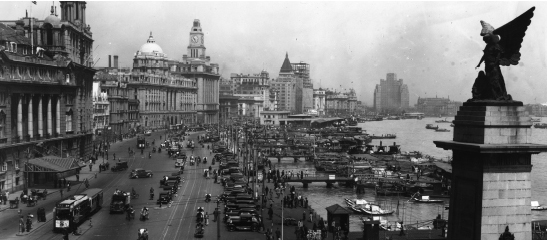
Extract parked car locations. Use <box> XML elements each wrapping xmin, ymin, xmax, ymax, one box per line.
<box><xmin>130</xmin><ymin>168</ymin><xmax>153</xmax><ymax>179</ymax></box>
<box><xmin>144</xmin><ymin>130</ymin><xmax>152</xmax><ymax>136</ymax></box>
<box><xmin>227</xmin><ymin>213</ymin><xmax>260</xmax><ymax>231</ymax></box>
<box><xmin>157</xmin><ymin>192</ymin><xmax>172</xmax><ymax>204</ymax></box>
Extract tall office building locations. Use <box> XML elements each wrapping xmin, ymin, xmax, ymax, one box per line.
<box><xmin>373</xmin><ymin>73</ymin><xmax>409</xmax><ymax>113</ymax></box>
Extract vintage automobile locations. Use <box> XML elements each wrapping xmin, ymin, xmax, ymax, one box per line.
<box><xmin>175</xmin><ymin>158</ymin><xmax>185</xmax><ymax>168</ymax></box>
<box><xmin>226</xmin><ymin>213</ymin><xmax>260</xmax><ymax>231</ymax></box>
<box><xmin>160</xmin><ymin>175</ymin><xmax>181</xmax><ymax>186</ymax></box>
<box><xmin>130</xmin><ymin>168</ymin><xmax>153</xmax><ymax>179</ymax></box>
<box><xmin>157</xmin><ymin>192</ymin><xmax>172</xmax><ymax>205</ymax></box>
<box><xmin>111</xmin><ymin>161</ymin><xmax>129</xmax><ymax>172</ymax></box>
<box><xmin>144</xmin><ymin>130</ymin><xmax>152</xmax><ymax>136</ymax></box>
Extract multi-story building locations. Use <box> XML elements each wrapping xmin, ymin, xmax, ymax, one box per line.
<box><xmin>416</xmin><ymin>96</ymin><xmax>463</xmax><ymax>116</ymax></box>
<box><xmin>324</xmin><ymin>88</ymin><xmax>358</xmax><ymax>116</ymax></box>
<box><xmin>313</xmin><ymin>89</ymin><xmax>326</xmax><ymax>115</ymax></box>
<box><xmin>129</xmin><ymin>32</ymin><xmax>198</xmax><ymax>129</ymax></box>
<box><xmin>260</xmin><ymin>111</ymin><xmax>291</xmax><ymax>125</ymax></box>
<box><xmin>172</xmin><ymin>19</ymin><xmax>220</xmax><ymax>124</ymax></box>
<box><xmin>528</xmin><ymin>104</ymin><xmax>547</xmax><ymax>117</ymax></box>
<box><xmin>93</xmin><ymin>57</ymin><xmax>133</xmax><ymax>139</ymax></box>
<box><xmin>373</xmin><ymin>73</ymin><xmax>409</xmax><ymax>113</ymax></box>
<box><xmin>292</xmin><ymin>62</ymin><xmax>314</xmax><ymax>113</ymax></box>
<box><xmin>270</xmin><ymin>78</ymin><xmax>295</xmax><ymax>112</ymax></box>
<box><xmin>0</xmin><ymin>2</ymin><xmax>95</xmax><ymax>191</ymax></box>
<box><xmin>219</xmin><ymin>78</ymin><xmax>238</xmax><ymax>125</ymax></box>
<box><xmin>91</xmin><ymin>80</ymin><xmax>109</xmax><ymax>139</ymax></box>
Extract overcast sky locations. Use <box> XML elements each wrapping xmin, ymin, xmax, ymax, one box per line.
<box><xmin>2</xmin><ymin>1</ymin><xmax>547</xmax><ymax>106</ymax></box>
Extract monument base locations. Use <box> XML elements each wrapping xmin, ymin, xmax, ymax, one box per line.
<box><xmin>435</xmin><ymin>101</ymin><xmax>547</xmax><ymax>240</ymax></box>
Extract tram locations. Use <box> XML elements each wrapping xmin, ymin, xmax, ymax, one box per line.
<box><xmin>137</xmin><ymin>134</ymin><xmax>146</xmax><ymax>149</ymax></box>
<box><xmin>53</xmin><ymin>188</ymin><xmax>103</xmax><ymax>232</ymax></box>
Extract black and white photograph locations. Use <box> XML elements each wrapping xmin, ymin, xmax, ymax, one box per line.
<box><xmin>0</xmin><ymin>1</ymin><xmax>547</xmax><ymax>240</ymax></box>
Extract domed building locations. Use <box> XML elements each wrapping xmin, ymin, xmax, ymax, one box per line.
<box><xmin>129</xmin><ymin>32</ymin><xmax>198</xmax><ymax>130</ymax></box>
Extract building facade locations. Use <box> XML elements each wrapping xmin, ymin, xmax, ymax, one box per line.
<box><xmin>93</xmin><ymin>63</ymin><xmax>133</xmax><ymax>138</ymax></box>
<box><xmin>0</xmin><ymin>2</ymin><xmax>95</xmax><ymax>191</ymax></box>
<box><xmin>173</xmin><ymin>19</ymin><xmax>220</xmax><ymax>124</ymax></box>
<box><xmin>324</xmin><ymin>88</ymin><xmax>358</xmax><ymax>116</ymax></box>
<box><xmin>260</xmin><ymin>111</ymin><xmax>291</xmax><ymax>125</ymax></box>
<box><xmin>373</xmin><ymin>73</ymin><xmax>409</xmax><ymax>113</ymax></box>
<box><xmin>91</xmin><ymin>81</ymin><xmax>109</xmax><ymax>140</ymax></box>
<box><xmin>129</xmin><ymin>32</ymin><xmax>198</xmax><ymax>130</ymax></box>
<box><xmin>313</xmin><ymin>89</ymin><xmax>326</xmax><ymax>115</ymax></box>
<box><xmin>416</xmin><ymin>96</ymin><xmax>462</xmax><ymax>116</ymax></box>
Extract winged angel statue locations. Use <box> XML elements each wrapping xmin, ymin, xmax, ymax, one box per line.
<box><xmin>472</xmin><ymin>7</ymin><xmax>535</xmax><ymax>101</ymax></box>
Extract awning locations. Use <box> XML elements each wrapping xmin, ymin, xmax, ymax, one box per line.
<box><xmin>25</xmin><ymin>156</ymin><xmax>85</xmax><ymax>173</ymax></box>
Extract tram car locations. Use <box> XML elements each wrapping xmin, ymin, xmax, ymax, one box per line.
<box><xmin>53</xmin><ymin>188</ymin><xmax>103</xmax><ymax>232</ymax></box>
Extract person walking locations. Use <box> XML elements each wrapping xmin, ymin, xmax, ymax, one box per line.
<box><xmin>76</xmin><ymin>174</ymin><xmax>79</xmax><ymax>182</ymax></box>
<box><xmin>302</xmin><ymin>210</ymin><xmax>306</xmax><ymax>222</ymax></box>
<box><xmin>268</xmin><ymin>207</ymin><xmax>273</xmax><ymax>220</ymax></box>
<box><xmin>309</xmin><ymin>211</ymin><xmax>313</xmax><ymax>223</ymax></box>
<box><xmin>205</xmin><ymin>212</ymin><xmax>209</xmax><ymax>226</ymax></box>
<box><xmin>60</xmin><ymin>189</ymin><xmax>63</xmax><ymax>199</ymax></box>
<box><xmin>276</xmin><ymin>227</ymin><xmax>281</xmax><ymax>240</ymax></box>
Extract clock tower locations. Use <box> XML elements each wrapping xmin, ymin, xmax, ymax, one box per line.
<box><xmin>187</xmin><ymin>19</ymin><xmax>206</xmax><ymax>59</ymax></box>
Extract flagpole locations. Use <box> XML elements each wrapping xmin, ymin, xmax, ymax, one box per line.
<box><xmin>30</xmin><ymin>2</ymin><xmax>33</xmax><ymax>54</ymax></box>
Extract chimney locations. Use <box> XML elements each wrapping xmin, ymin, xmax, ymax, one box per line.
<box><xmin>108</xmin><ymin>55</ymin><xmax>111</xmax><ymax>68</ymax></box>
<box><xmin>114</xmin><ymin>55</ymin><xmax>119</xmax><ymax>68</ymax></box>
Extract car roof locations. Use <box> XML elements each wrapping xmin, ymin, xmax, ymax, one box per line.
<box><xmin>134</xmin><ymin>168</ymin><xmax>144</xmax><ymax>171</ymax></box>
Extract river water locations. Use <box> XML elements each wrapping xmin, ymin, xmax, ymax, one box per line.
<box><xmin>272</xmin><ymin>117</ymin><xmax>547</xmax><ymax>231</ymax></box>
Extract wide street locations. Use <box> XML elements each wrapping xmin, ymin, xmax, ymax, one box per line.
<box><xmin>0</xmin><ymin>130</ymin><xmax>225</xmax><ymax>240</ymax></box>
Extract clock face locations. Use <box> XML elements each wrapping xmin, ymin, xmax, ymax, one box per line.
<box><xmin>192</xmin><ymin>35</ymin><xmax>199</xmax><ymax>43</ymax></box>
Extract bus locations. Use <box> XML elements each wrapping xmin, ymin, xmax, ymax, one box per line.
<box><xmin>54</xmin><ymin>188</ymin><xmax>103</xmax><ymax>232</ymax></box>
<box><xmin>137</xmin><ymin>134</ymin><xmax>146</xmax><ymax>149</ymax></box>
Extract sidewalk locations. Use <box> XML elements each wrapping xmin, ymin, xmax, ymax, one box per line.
<box><xmin>5</xmin><ymin>133</ymin><xmax>146</xmax><ymax>237</ymax></box>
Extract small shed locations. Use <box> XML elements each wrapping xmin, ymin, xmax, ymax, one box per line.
<box><xmin>326</xmin><ymin>204</ymin><xmax>352</xmax><ymax>233</ymax></box>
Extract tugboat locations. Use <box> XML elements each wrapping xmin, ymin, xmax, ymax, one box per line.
<box><xmin>426</xmin><ymin>124</ymin><xmax>439</xmax><ymax>130</ymax></box>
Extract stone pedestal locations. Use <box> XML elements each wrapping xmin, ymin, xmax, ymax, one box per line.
<box><xmin>434</xmin><ymin>101</ymin><xmax>547</xmax><ymax>240</ymax></box>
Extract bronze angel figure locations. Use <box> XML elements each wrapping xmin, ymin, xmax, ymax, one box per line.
<box><xmin>472</xmin><ymin>7</ymin><xmax>535</xmax><ymax>101</ymax></box>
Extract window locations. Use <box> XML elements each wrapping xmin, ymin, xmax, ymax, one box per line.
<box><xmin>1</xmin><ymin>161</ymin><xmax>6</xmax><ymax>172</ymax></box>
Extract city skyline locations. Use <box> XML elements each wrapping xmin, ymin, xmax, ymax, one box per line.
<box><xmin>2</xmin><ymin>1</ymin><xmax>546</xmax><ymax>106</ymax></box>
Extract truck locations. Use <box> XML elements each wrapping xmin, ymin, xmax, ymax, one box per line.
<box><xmin>110</xmin><ymin>191</ymin><xmax>130</xmax><ymax>214</ymax></box>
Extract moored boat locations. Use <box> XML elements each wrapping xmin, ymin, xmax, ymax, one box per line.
<box><xmin>411</xmin><ymin>196</ymin><xmax>444</xmax><ymax>204</ymax></box>
<box><xmin>534</xmin><ymin>123</ymin><xmax>547</xmax><ymax>129</ymax></box>
<box><xmin>435</xmin><ymin>128</ymin><xmax>450</xmax><ymax>132</ymax></box>
<box><xmin>425</xmin><ymin>124</ymin><xmax>438</xmax><ymax>130</ymax></box>
<box><xmin>531</xmin><ymin>201</ymin><xmax>547</xmax><ymax>211</ymax></box>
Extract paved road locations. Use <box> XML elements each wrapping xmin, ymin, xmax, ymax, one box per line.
<box><xmin>0</xmin><ymin>130</ymin><xmax>227</xmax><ymax>240</ymax></box>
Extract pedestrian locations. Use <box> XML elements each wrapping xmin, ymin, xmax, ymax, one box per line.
<box><xmin>276</xmin><ymin>227</ymin><xmax>281</xmax><ymax>240</ymax></box>
<box><xmin>60</xmin><ymin>189</ymin><xmax>63</xmax><ymax>199</ymax></box>
<box><xmin>76</xmin><ymin>174</ymin><xmax>79</xmax><ymax>182</ymax></box>
<box><xmin>89</xmin><ymin>164</ymin><xmax>92</xmax><ymax>171</ymax></box>
<box><xmin>113</xmin><ymin>153</ymin><xmax>116</xmax><ymax>161</ymax></box>
<box><xmin>19</xmin><ymin>216</ymin><xmax>24</xmax><ymax>233</ymax></box>
<box><xmin>302</xmin><ymin>210</ymin><xmax>306</xmax><ymax>221</ymax></box>
<box><xmin>309</xmin><ymin>211</ymin><xmax>313</xmax><ymax>222</ymax></box>
<box><xmin>205</xmin><ymin>212</ymin><xmax>209</xmax><ymax>226</ymax></box>
<box><xmin>305</xmin><ymin>197</ymin><xmax>309</xmax><ymax>208</ymax></box>
<box><xmin>67</xmin><ymin>182</ymin><xmax>71</xmax><ymax>192</ymax></box>
<box><xmin>268</xmin><ymin>207</ymin><xmax>273</xmax><ymax>220</ymax></box>
<box><xmin>213</xmin><ymin>208</ymin><xmax>218</xmax><ymax>222</ymax></box>
<box><xmin>63</xmin><ymin>178</ymin><xmax>67</xmax><ymax>187</ymax></box>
